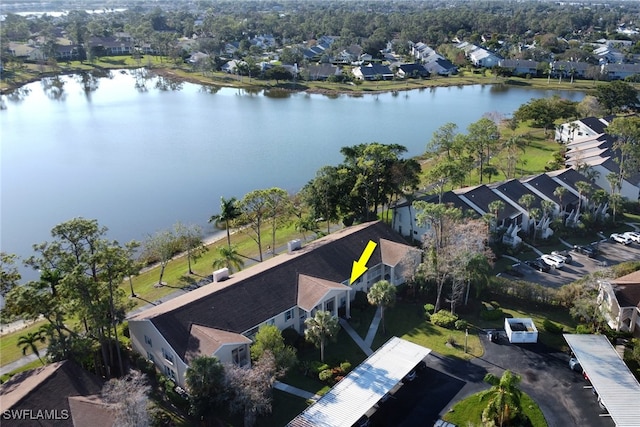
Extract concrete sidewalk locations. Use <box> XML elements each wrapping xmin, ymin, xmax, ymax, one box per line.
<box><xmin>338</xmin><ymin>318</ymin><xmax>373</xmax><ymax>356</ymax></box>
<box><xmin>0</xmin><ymin>351</ymin><xmax>46</xmax><ymax>376</ymax></box>
<box><xmin>364</xmin><ymin>307</ymin><xmax>381</xmax><ymax>347</ymax></box>
<box><xmin>274</xmin><ymin>381</ymin><xmax>321</xmax><ymax>401</ymax></box>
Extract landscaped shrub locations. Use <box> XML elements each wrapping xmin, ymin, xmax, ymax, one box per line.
<box><xmin>430</xmin><ymin>310</ymin><xmax>459</xmax><ymax>329</ymax></box>
<box><xmin>310</xmin><ymin>361</ymin><xmax>330</xmax><ymax>374</ymax></box>
<box><xmin>575</xmin><ymin>324</ymin><xmax>593</xmax><ymax>334</ymax></box>
<box><xmin>480</xmin><ymin>307</ymin><xmax>504</xmax><ymax>321</ymax></box>
<box><xmin>282</xmin><ymin>327</ymin><xmax>301</xmax><ymax>348</ymax></box>
<box><xmin>543</xmin><ymin>319</ymin><xmax>563</xmax><ymax>334</ymax></box>
<box><xmin>340</xmin><ymin>362</ymin><xmax>352</xmax><ymax>373</ymax></box>
<box><xmin>319</xmin><ymin>369</ymin><xmax>334</xmax><ymax>382</ymax></box>
<box><xmin>424</xmin><ymin>303</ymin><xmax>435</xmax><ymax>321</ymax></box>
<box><xmin>454</xmin><ymin>319</ymin><xmax>468</xmax><ymax>330</ymax></box>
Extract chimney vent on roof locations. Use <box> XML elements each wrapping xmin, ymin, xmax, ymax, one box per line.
<box><xmin>213</xmin><ymin>267</ymin><xmax>229</xmax><ymax>282</ymax></box>
<box><xmin>288</xmin><ymin>239</ymin><xmax>302</xmax><ymax>253</ymax></box>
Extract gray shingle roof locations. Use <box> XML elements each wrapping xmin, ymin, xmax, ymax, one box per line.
<box><xmin>522</xmin><ymin>173</ymin><xmax>579</xmax><ymax>207</ymax></box>
<box><xmin>492</xmin><ymin>179</ymin><xmax>544</xmax><ymax>210</ymax></box>
<box><xmin>141</xmin><ymin>221</ymin><xmax>410</xmax><ymax>359</ymax></box>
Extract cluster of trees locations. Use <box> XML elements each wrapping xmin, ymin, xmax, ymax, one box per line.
<box><xmin>302</xmin><ymin>143</ymin><xmax>421</xmax><ymax>228</ymax></box>
<box><xmin>4</xmin><ymin>0</ymin><xmax>640</xmax><ymax>78</ymax></box>
<box><xmin>413</xmin><ymin>203</ymin><xmax>493</xmax><ymax>313</ymax></box>
<box><xmin>2</xmin><ymin>219</ymin><xmax>138</xmax><ymax>378</ymax></box>
<box><xmin>185</xmin><ymin>350</ymin><xmax>282</xmax><ymax>427</ymax></box>
<box><xmin>606</xmin><ymin>115</ymin><xmax>640</xmax><ymax>213</ymax></box>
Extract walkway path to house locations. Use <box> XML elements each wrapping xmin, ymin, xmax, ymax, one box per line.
<box><xmin>276</xmin><ymin>308</ymin><xmax>382</xmax><ymax>400</ymax></box>
<box><xmin>364</xmin><ymin>307</ymin><xmax>382</xmax><ymax>347</ymax></box>
<box><xmin>273</xmin><ymin>381</ymin><xmax>322</xmax><ymax>401</ymax></box>
<box><xmin>523</xmin><ymin>242</ymin><xmax>543</xmax><ymax>256</ymax></box>
<box><xmin>338</xmin><ymin>318</ymin><xmax>374</xmax><ymax>357</ymax></box>
<box><xmin>558</xmin><ymin>237</ymin><xmax>574</xmax><ymax>248</ymax></box>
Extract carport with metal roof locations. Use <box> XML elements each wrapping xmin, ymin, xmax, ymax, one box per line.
<box><xmin>564</xmin><ymin>334</ymin><xmax>640</xmax><ymax>427</ymax></box>
<box><xmin>288</xmin><ymin>337</ymin><xmax>431</xmax><ymax>427</ymax></box>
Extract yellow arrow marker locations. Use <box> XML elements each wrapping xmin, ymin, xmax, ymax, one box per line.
<box><xmin>350</xmin><ymin>240</ymin><xmax>378</xmax><ymax>285</ymax></box>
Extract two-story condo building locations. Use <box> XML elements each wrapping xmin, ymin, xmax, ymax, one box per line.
<box><xmin>128</xmin><ymin>221</ymin><xmax>420</xmax><ymax>386</ymax></box>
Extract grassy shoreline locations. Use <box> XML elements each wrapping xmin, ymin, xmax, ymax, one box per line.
<box><xmin>0</xmin><ymin>55</ymin><xmax>603</xmax><ymax>95</ymax></box>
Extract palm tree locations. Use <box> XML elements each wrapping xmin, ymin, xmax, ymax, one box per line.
<box><xmin>17</xmin><ymin>331</ymin><xmax>47</xmax><ymax>365</ymax></box>
<box><xmin>518</xmin><ymin>194</ymin><xmax>535</xmax><ymax>236</ymax></box>
<box><xmin>488</xmin><ymin>200</ymin><xmax>505</xmax><ymax>231</ymax></box>
<box><xmin>304</xmin><ymin>310</ymin><xmax>339</xmax><ymax>363</ymax></box>
<box><xmin>480</xmin><ymin>370</ymin><xmax>523</xmax><ymax>427</ymax></box>
<box><xmin>209</xmin><ymin>197</ymin><xmax>241</xmax><ymax>248</ymax></box>
<box><xmin>212</xmin><ymin>245</ymin><xmax>244</xmax><ymax>273</ymax></box>
<box><xmin>575</xmin><ymin>181</ymin><xmax>592</xmax><ymax>213</ymax></box>
<box><xmin>541</xmin><ymin>200</ymin><xmax>555</xmax><ymax>220</ymax></box>
<box><xmin>553</xmin><ymin>186</ymin><xmax>567</xmax><ymax>214</ymax></box>
<box><xmin>529</xmin><ymin>207</ymin><xmax>542</xmax><ymax>244</ymax></box>
<box><xmin>367</xmin><ymin>280</ymin><xmax>396</xmax><ymax>335</ymax></box>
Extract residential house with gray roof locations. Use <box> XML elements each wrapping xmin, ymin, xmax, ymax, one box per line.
<box><xmin>396</xmin><ymin>63</ymin><xmax>428</xmax><ymax>79</ymax></box>
<box><xmin>498</xmin><ymin>59</ymin><xmax>538</xmax><ymax>77</ymax></box>
<box><xmin>392</xmin><ymin>191</ymin><xmax>476</xmax><ymax>241</ymax></box>
<box><xmin>0</xmin><ymin>361</ymin><xmax>110</xmax><ymax>427</ymax></box>
<box><xmin>521</xmin><ymin>173</ymin><xmax>579</xmax><ymax>214</ymax></box>
<box><xmin>598</xmin><ymin>270</ymin><xmax>640</xmax><ymax>339</ymax></box>
<box><xmin>601</xmin><ymin>63</ymin><xmax>640</xmax><ymax>80</ymax></box>
<box><xmin>352</xmin><ymin>63</ymin><xmax>394</xmax><ymax>80</ymax></box>
<box><xmin>392</xmin><ymin>169</ymin><xmax>602</xmax><ymax>243</ymax></box>
<box><xmin>128</xmin><ymin>221</ymin><xmax>420</xmax><ymax>386</ymax></box>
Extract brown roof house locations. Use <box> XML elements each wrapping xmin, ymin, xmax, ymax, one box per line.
<box><xmin>128</xmin><ymin>221</ymin><xmax>421</xmax><ymax>387</ymax></box>
<box><xmin>598</xmin><ymin>270</ymin><xmax>640</xmax><ymax>338</ymax></box>
<box><xmin>0</xmin><ymin>360</ymin><xmax>113</xmax><ymax>427</ymax></box>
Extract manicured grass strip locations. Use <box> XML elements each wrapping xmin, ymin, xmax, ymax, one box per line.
<box><xmin>371</xmin><ymin>301</ymin><xmax>483</xmax><ymax>359</ymax></box>
<box><xmin>123</xmin><ymin>222</ymin><xmax>319</xmax><ymax>310</ymax></box>
<box><xmin>0</xmin><ymin>359</ymin><xmax>43</xmax><ymax>383</ymax></box>
<box><xmin>0</xmin><ymin>320</ymin><xmax>47</xmax><ymax>366</ymax></box>
<box><xmin>444</xmin><ymin>390</ymin><xmax>547</xmax><ymax>427</ymax></box>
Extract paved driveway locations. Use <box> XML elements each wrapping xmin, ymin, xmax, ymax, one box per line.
<box><xmin>509</xmin><ymin>240</ymin><xmax>640</xmax><ymax>288</ymax></box>
<box><xmin>367</xmin><ymin>335</ymin><xmax>614</xmax><ymax>427</ymax></box>
<box><xmin>476</xmin><ymin>333</ymin><xmax>613</xmax><ymax>427</ymax></box>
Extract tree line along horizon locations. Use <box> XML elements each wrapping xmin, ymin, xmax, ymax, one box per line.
<box><xmin>1</xmin><ymin>84</ymin><xmax>639</xmax><ymax>424</ymax></box>
<box><xmin>4</xmin><ymin>0</ymin><xmax>640</xmax><ymax>77</ymax></box>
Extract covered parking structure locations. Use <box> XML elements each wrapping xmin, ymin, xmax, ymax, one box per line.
<box><xmin>564</xmin><ymin>334</ymin><xmax>640</xmax><ymax>427</ymax></box>
<box><xmin>288</xmin><ymin>337</ymin><xmax>431</xmax><ymax>427</ymax></box>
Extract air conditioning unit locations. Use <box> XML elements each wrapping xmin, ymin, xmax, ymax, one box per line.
<box><xmin>213</xmin><ymin>268</ymin><xmax>229</xmax><ymax>282</ymax></box>
<box><xmin>287</xmin><ymin>239</ymin><xmax>302</xmax><ymax>253</ymax></box>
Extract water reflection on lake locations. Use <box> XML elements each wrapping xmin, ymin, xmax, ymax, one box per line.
<box><xmin>0</xmin><ymin>70</ymin><xmax>584</xmax><ymax>278</ymax></box>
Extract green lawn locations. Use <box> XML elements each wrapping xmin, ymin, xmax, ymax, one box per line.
<box><xmin>124</xmin><ymin>222</ymin><xmax>327</xmax><ymax>310</ymax></box>
<box><xmin>282</xmin><ymin>328</ymin><xmax>368</xmax><ymax>396</ymax></box>
<box><xmin>349</xmin><ymin>304</ymin><xmax>378</xmax><ymax>339</ymax></box>
<box><xmin>0</xmin><ymin>359</ymin><xmax>43</xmax><ymax>383</ymax></box>
<box><xmin>0</xmin><ymin>320</ymin><xmax>47</xmax><ymax>366</ymax></box>
<box><xmin>461</xmin><ymin>297</ymin><xmax>577</xmax><ymax>352</ymax></box>
<box><xmin>444</xmin><ymin>390</ymin><xmax>547</xmax><ymax>427</ymax></box>
<box><xmin>371</xmin><ymin>301</ymin><xmax>483</xmax><ymax>359</ymax></box>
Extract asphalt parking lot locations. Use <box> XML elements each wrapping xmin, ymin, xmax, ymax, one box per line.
<box><xmin>508</xmin><ymin>239</ymin><xmax>640</xmax><ymax>288</ymax></box>
<box><xmin>367</xmin><ymin>335</ymin><xmax>614</xmax><ymax>427</ymax></box>
<box><xmin>362</xmin><ymin>237</ymin><xmax>637</xmax><ymax>426</ymax></box>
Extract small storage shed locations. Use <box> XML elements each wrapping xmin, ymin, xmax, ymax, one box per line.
<box><xmin>504</xmin><ymin>318</ymin><xmax>538</xmax><ymax>343</ymax></box>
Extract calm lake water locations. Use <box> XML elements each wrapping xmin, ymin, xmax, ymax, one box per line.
<box><xmin>0</xmin><ymin>69</ymin><xmax>584</xmax><ymax>278</ymax></box>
